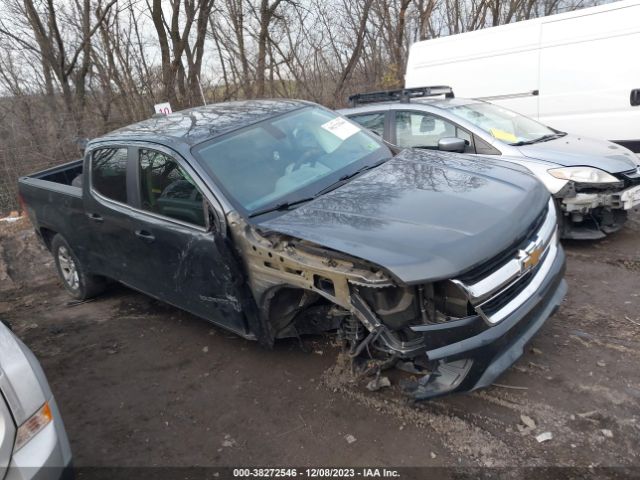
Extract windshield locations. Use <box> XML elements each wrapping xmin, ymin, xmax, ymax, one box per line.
<box><xmin>192</xmin><ymin>106</ymin><xmax>390</xmax><ymax>214</ymax></box>
<box><xmin>449</xmin><ymin>102</ymin><xmax>556</xmax><ymax>145</ymax></box>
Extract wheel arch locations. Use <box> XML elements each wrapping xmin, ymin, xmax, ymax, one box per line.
<box><xmin>39</xmin><ymin>227</ymin><xmax>57</xmax><ymax>251</ymax></box>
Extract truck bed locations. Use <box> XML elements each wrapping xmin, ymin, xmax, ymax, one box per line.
<box><xmin>23</xmin><ymin>159</ymin><xmax>83</xmax><ymax>186</ymax></box>
<box><xmin>18</xmin><ymin>159</ymin><xmax>86</xmax><ymax>249</ymax></box>
<box><xmin>19</xmin><ymin>160</ymin><xmax>83</xmax><ymax>200</ymax></box>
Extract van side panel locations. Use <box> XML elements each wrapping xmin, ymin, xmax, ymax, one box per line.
<box><xmin>539</xmin><ymin>3</ymin><xmax>640</xmax><ymax>140</ymax></box>
<box><xmin>405</xmin><ymin>22</ymin><xmax>540</xmax><ymax>117</ymax></box>
<box><xmin>405</xmin><ymin>0</ymin><xmax>640</xmax><ymax>148</ymax></box>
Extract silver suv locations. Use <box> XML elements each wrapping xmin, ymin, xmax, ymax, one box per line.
<box><xmin>340</xmin><ymin>86</ymin><xmax>640</xmax><ymax>239</ymax></box>
<box><xmin>0</xmin><ymin>320</ymin><xmax>72</xmax><ymax>480</ymax></box>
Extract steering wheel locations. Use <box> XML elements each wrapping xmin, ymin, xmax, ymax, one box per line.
<box><xmin>291</xmin><ymin>127</ymin><xmax>323</xmax><ymax>171</ymax></box>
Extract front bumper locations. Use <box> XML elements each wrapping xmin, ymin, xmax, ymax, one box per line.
<box><xmin>404</xmin><ymin>245</ymin><xmax>567</xmax><ymax>400</ymax></box>
<box><xmin>557</xmin><ymin>184</ymin><xmax>640</xmax><ymax>239</ymax></box>
<box><xmin>562</xmin><ymin>184</ymin><xmax>640</xmax><ymax>212</ymax></box>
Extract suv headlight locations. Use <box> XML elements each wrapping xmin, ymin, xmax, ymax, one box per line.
<box><xmin>547</xmin><ymin>166</ymin><xmax>619</xmax><ymax>183</ymax></box>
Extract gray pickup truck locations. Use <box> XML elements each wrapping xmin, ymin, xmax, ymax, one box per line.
<box><xmin>18</xmin><ymin>100</ymin><xmax>567</xmax><ymax>399</ymax></box>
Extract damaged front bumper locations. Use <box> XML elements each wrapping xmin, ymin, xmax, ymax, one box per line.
<box><xmin>404</xmin><ymin>246</ymin><xmax>566</xmax><ymax>400</ymax></box>
<box><xmin>346</xmin><ymin>199</ymin><xmax>567</xmax><ymax>400</ymax></box>
<box><xmin>556</xmin><ymin>179</ymin><xmax>640</xmax><ymax>239</ymax></box>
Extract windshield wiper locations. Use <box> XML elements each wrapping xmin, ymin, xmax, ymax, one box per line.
<box><xmin>314</xmin><ymin>158</ymin><xmax>390</xmax><ymax>197</ymax></box>
<box><xmin>248</xmin><ymin>196</ymin><xmax>316</xmax><ymax>218</ymax></box>
<box><xmin>511</xmin><ymin>132</ymin><xmax>567</xmax><ymax>146</ymax></box>
<box><xmin>538</xmin><ymin>132</ymin><xmax>567</xmax><ymax>142</ymax></box>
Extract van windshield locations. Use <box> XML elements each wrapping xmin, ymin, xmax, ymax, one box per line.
<box><xmin>449</xmin><ymin>102</ymin><xmax>559</xmax><ymax>145</ymax></box>
<box><xmin>192</xmin><ymin>107</ymin><xmax>390</xmax><ymax>215</ymax></box>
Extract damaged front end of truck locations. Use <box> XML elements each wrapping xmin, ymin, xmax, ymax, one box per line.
<box><xmin>229</xmin><ymin>197</ymin><xmax>567</xmax><ymax>400</ymax></box>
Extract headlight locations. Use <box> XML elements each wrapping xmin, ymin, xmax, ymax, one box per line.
<box><xmin>547</xmin><ymin>166</ymin><xmax>619</xmax><ymax>183</ymax></box>
<box><xmin>14</xmin><ymin>402</ymin><xmax>53</xmax><ymax>451</ymax></box>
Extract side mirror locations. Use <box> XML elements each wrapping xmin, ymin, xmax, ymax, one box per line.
<box><xmin>438</xmin><ymin>137</ymin><xmax>466</xmax><ymax>153</ymax></box>
<box><xmin>74</xmin><ymin>137</ymin><xmax>89</xmax><ymax>150</ymax></box>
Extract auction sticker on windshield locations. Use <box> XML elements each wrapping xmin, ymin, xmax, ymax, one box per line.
<box><xmin>321</xmin><ymin>117</ymin><xmax>361</xmax><ymax>140</ymax></box>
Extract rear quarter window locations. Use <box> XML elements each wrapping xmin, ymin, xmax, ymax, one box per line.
<box><xmin>91</xmin><ymin>148</ymin><xmax>128</xmax><ymax>203</ymax></box>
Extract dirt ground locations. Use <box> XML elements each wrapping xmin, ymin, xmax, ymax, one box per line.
<box><xmin>1</xmin><ymin>212</ymin><xmax>639</xmax><ymax>473</ymax></box>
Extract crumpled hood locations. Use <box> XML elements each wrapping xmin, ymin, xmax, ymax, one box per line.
<box><xmin>258</xmin><ymin>149</ymin><xmax>549</xmax><ymax>284</ymax></box>
<box><xmin>518</xmin><ymin>134</ymin><xmax>638</xmax><ymax>173</ymax></box>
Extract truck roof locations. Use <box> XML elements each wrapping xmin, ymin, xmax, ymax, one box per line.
<box><xmin>91</xmin><ymin>99</ymin><xmax>309</xmax><ymax>148</ymax></box>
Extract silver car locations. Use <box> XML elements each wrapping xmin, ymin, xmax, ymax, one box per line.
<box><xmin>340</xmin><ymin>87</ymin><xmax>640</xmax><ymax>239</ymax></box>
<box><xmin>0</xmin><ymin>320</ymin><xmax>72</xmax><ymax>480</ymax></box>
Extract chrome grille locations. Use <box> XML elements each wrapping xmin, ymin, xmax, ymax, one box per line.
<box><xmin>453</xmin><ymin>198</ymin><xmax>559</xmax><ymax>325</ymax></box>
<box><xmin>457</xmin><ymin>206</ymin><xmax>547</xmax><ymax>285</ymax></box>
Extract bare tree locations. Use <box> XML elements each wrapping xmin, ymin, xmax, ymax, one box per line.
<box><xmin>150</xmin><ymin>0</ymin><xmax>215</xmax><ymax>107</ymax></box>
<box><xmin>0</xmin><ymin>0</ymin><xmax>117</xmax><ymax>134</ymax></box>
<box><xmin>0</xmin><ymin>0</ymin><xmax>608</xmax><ymax>214</ymax></box>
<box><xmin>253</xmin><ymin>0</ymin><xmax>289</xmax><ymax>97</ymax></box>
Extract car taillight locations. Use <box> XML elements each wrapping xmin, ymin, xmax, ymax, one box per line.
<box><xmin>14</xmin><ymin>402</ymin><xmax>53</xmax><ymax>451</ymax></box>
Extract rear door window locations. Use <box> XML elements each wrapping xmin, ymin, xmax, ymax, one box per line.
<box><xmin>138</xmin><ymin>149</ymin><xmax>206</xmax><ymax>227</ymax></box>
<box><xmin>91</xmin><ymin>148</ymin><xmax>128</xmax><ymax>203</ymax></box>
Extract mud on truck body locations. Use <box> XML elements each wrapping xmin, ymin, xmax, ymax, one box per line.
<box><xmin>18</xmin><ymin>100</ymin><xmax>567</xmax><ymax>400</ymax></box>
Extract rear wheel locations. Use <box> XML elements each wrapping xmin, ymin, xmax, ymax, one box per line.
<box><xmin>51</xmin><ymin>234</ymin><xmax>105</xmax><ymax>300</ymax></box>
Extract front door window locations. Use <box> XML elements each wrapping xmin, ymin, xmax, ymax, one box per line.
<box><xmin>393</xmin><ymin>111</ymin><xmax>473</xmax><ymax>153</ymax></box>
<box><xmin>139</xmin><ymin>149</ymin><xmax>206</xmax><ymax>227</ymax></box>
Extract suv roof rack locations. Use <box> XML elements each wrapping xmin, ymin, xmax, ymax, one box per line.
<box><xmin>348</xmin><ymin>86</ymin><xmax>454</xmax><ymax>107</ymax></box>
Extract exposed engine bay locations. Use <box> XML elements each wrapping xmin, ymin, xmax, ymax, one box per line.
<box><xmin>228</xmin><ymin>213</ymin><xmax>476</xmax><ymax>395</ymax></box>
<box><xmin>226</xmin><ymin>195</ymin><xmax>564</xmax><ymax>400</ymax></box>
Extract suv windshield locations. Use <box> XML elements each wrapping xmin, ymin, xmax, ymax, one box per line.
<box><xmin>449</xmin><ymin>102</ymin><xmax>557</xmax><ymax>145</ymax></box>
<box><xmin>192</xmin><ymin>106</ymin><xmax>390</xmax><ymax>215</ymax></box>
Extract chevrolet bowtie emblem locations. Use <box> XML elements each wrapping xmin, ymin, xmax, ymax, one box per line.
<box><xmin>519</xmin><ymin>246</ymin><xmax>543</xmax><ymax>272</ymax></box>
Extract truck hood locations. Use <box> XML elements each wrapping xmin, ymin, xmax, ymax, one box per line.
<box><xmin>517</xmin><ymin>134</ymin><xmax>638</xmax><ymax>173</ymax></box>
<box><xmin>258</xmin><ymin>149</ymin><xmax>549</xmax><ymax>284</ymax></box>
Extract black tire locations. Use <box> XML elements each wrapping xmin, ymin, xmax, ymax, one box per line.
<box><xmin>51</xmin><ymin>234</ymin><xmax>105</xmax><ymax>300</ymax></box>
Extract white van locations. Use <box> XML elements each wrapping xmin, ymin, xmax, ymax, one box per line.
<box><xmin>405</xmin><ymin>0</ymin><xmax>640</xmax><ymax>152</ymax></box>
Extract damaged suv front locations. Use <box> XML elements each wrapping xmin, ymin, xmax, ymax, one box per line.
<box><xmin>192</xmin><ymin>104</ymin><xmax>567</xmax><ymax>400</ymax></box>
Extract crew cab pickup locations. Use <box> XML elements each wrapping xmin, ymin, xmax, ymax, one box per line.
<box><xmin>18</xmin><ymin>100</ymin><xmax>567</xmax><ymax>399</ymax></box>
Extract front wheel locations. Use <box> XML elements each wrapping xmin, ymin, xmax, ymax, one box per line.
<box><xmin>51</xmin><ymin>234</ymin><xmax>105</xmax><ymax>300</ymax></box>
